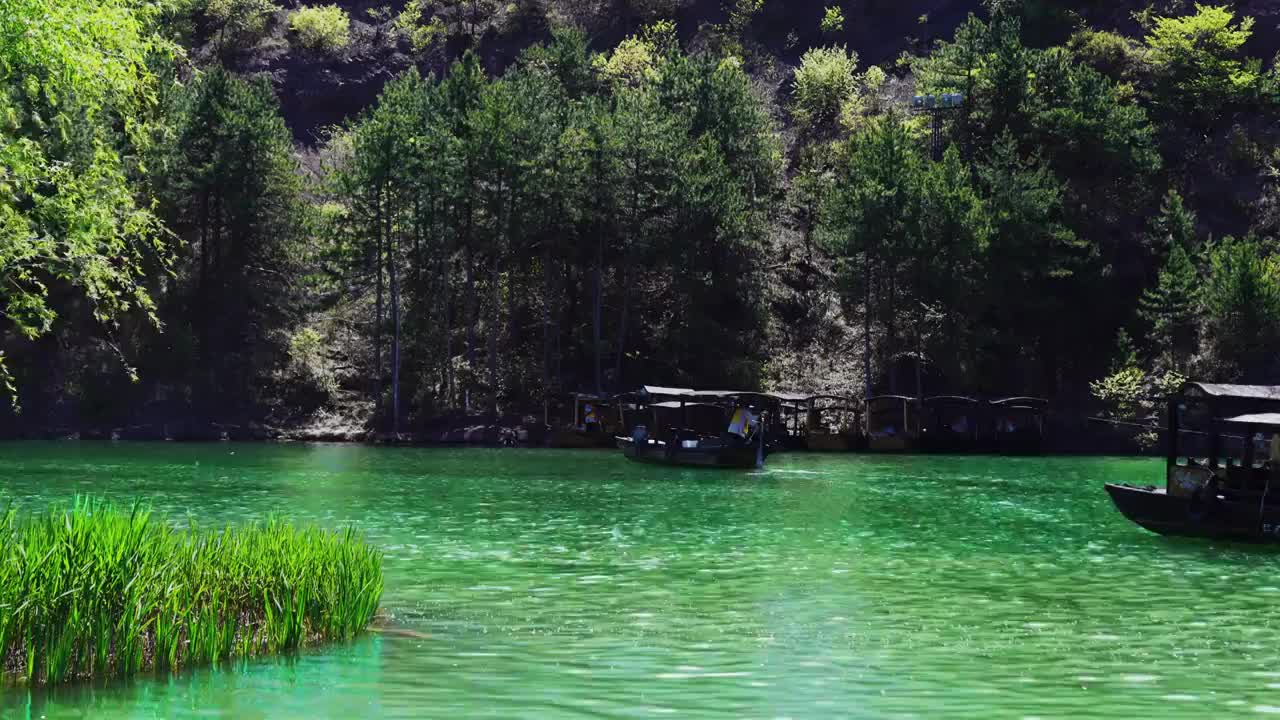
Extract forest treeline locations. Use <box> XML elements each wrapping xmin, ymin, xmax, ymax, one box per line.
<box><xmin>4</xmin><ymin>0</ymin><xmax>1280</xmax><ymax>436</ymax></box>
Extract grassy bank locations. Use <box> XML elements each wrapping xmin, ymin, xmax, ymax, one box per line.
<box><xmin>0</xmin><ymin>498</ymin><xmax>383</xmax><ymax>684</ymax></box>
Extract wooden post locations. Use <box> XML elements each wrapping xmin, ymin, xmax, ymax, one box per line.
<box><xmin>756</xmin><ymin>410</ymin><xmax>765</xmax><ymax>469</ymax></box>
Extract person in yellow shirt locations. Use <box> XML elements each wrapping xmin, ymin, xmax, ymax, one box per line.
<box><xmin>727</xmin><ymin>404</ymin><xmax>758</xmax><ymax>442</ymax></box>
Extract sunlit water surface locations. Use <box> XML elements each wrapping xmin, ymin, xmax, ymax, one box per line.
<box><xmin>1</xmin><ymin>443</ymin><xmax>1279</xmax><ymax>718</ymax></box>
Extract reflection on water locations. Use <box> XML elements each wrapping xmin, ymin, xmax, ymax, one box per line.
<box><xmin>2</xmin><ymin>444</ymin><xmax>1280</xmax><ymax>718</ymax></box>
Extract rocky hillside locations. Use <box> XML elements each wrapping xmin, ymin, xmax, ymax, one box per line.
<box><xmin>213</xmin><ymin>1</ymin><xmax>1280</xmax><ymax>144</ymax></box>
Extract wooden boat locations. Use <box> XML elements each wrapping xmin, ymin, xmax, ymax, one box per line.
<box><xmin>617</xmin><ymin>433</ymin><xmax>766</xmax><ymax>469</ymax></box>
<box><xmin>548</xmin><ymin>394</ymin><xmax>617</xmax><ymax>449</ymax></box>
<box><xmin>615</xmin><ymin>386</ymin><xmax>771</xmax><ymax>469</ymax></box>
<box><xmin>1106</xmin><ymin>382</ymin><xmax>1280</xmax><ymax>542</ymax></box>
<box><xmin>991</xmin><ymin>397</ymin><xmax>1048</xmax><ymax>455</ymax></box>
<box><xmin>771</xmin><ymin>392</ymin><xmax>810</xmax><ymax>451</ymax></box>
<box><xmin>918</xmin><ymin>396</ymin><xmax>982</xmax><ymax>453</ymax></box>
<box><xmin>866</xmin><ymin>395</ymin><xmax>919</xmax><ymax>452</ymax></box>
<box><xmin>804</xmin><ymin>395</ymin><xmax>863</xmax><ymax>452</ymax></box>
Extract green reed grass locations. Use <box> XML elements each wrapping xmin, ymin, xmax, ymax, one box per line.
<box><xmin>0</xmin><ymin>498</ymin><xmax>383</xmax><ymax>684</ymax></box>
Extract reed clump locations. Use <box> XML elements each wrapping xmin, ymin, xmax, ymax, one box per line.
<box><xmin>0</xmin><ymin>498</ymin><xmax>383</xmax><ymax>684</ymax></box>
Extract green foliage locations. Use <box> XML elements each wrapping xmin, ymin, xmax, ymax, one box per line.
<box><xmin>0</xmin><ymin>498</ymin><xmax>382</xmax><ymax>684</ymax></box>
<box><xmin>202</xmin><ymin>0</ymin><xmax>280</xmax><ymax>47</ymax></box>
<box><xmin>326</xmin><ymin>36</ymin><xmax>782</xmax><ymax>421</ymax></box>
<box><xmin>1144</xmin><ymin>4</ymin><xmax>1258</xmax><ymax>118</ymax></box>
<box><xmin>151</xmin><ymin>67</ymin><xmax>303</xmax><ymax>415</ymax></box>
<box><xmin>0</xmin><ymin>0</ymin><xmax>174</xmax><ymax>408</ymax></box>
<box><xmin>791</xmin><ymin>45</ymin><xmax>859</xmax><ymax>133</ymax></box>
<box><xmin>1068</xmin><ymin>28</ymin><xmax>1145</xmax><ymax>80</ymax></box>
<box><xmin>821</xmin><ymin>6</ymin><xmax>845</xmax><ymax>36</ymax></box>
<box><xmin>1091</xmin><ymin>365</ymin><xmax>1146</xmax><ymax>419</ymax></box>
<box><xmin>1139</xmin><ymin>242</ymin><xmax>1199</xmax><ymax>366</ymax></box>
<box><xmin>289</xmin><ymin>5</ymin><xmax>351</xmax><ymax>52</ymax></box>
<box><xmin>396</xmin><ymin>0</ymin><xmax>501</xmax><ymax>52</ymax></box>
<box><xmin>1198</xmin><ymin>235</ymin><xmax>1280</xmax><ymax>376</ymax></box>
<box><xmin>1110</xmin><ymin>328</ymin><xmax>1140</xmax><ymax>374</ymax></box>
<box><xmin>1148</xmin><ymin>188</ymin><xmax>1197</xmax><ymax>252</ymax></box>
<box><xmin>597</xmin><ymin>36</ymin><xmax>659</xmax><ymax>86</ymax></box>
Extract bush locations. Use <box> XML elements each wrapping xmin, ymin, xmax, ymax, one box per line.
<box><xmin>289</xmin><ymin>4</ymin><xmax>351</xmax><ymax>53</ymax></box>
<box><xmin>0</xmin><ymin>499</ymin><xmax>383</xmax><ymax>684</ymax></box>
<box><xmin>1091</xmin><ymin>366</ymin><xmax>1147</xmax><ymax>420</ymax></box>
<box><xmin>821</xmin><ymin>5</ymin><xmax>845</xmax><ymax>35</ymax></box>
<box><xmin>1068</xmin><ymin>28</ymin><xmax>1144</xmax><ymax>80</ymax></box>
<box><xmin>792</xmin><ymin>45</ymin><xmax>859</xmax><ymax>131</ymax></box>
<box><xmin>203</xmin><ymin>0</ymin><xmax>280</xmax><ymax>45</ymax></box>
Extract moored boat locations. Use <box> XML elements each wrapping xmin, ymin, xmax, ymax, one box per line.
<box><xmin>1106</xmin><ymin>382</ymin><xmax>1280</xmax><ymax>542</ymax></box>
<box><xmin>803</xmin><ymin>395</ymin><xmax>863</xmax><ymax>452</ymax></box>
<box><xmin>548</xmin><ymin>393</ymin><xmax>618</xmax><ymax>448</ymax></box>
<box><xmin>918</xmin><ymin>396</ymin><xmax>982</xmax><ymax>453</ymax></box>
<box><xmin>991</xmin><ymin>397</ymin><xmax>1048</xmax><ymax>455</ymax></box>
<box><xmin>866</xmin><ymin>395</ymin><xmax>919</xmax><ymax>452</ymax></box>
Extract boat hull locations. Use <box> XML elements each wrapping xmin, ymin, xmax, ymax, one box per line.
<box><xmin>996</xmin><ymin>431</ymin><xmax>1043</xmax><ymax>455</ymax></box>
<box><xmin>1105</xmin><ymin>483</ymin><xmax>1280</xmax><ymax>543</ymax></box>
<box><xmin>867</xmin><ymin>436</ymin><xmax>913</xmax><ymax>452</ymax></box>
<box><xmin>916</xmin><ymin>432</ymin><xmax>979</xmax><ymax>454</ymax></box>
<box><xmin>617</xmin><ymin>437</ymin><xmax>765</xmax><ymax>469</ymax></box>
<box><xmin>805</xmin><ymin>433</ymin><xmax>851</xmax><ymax>452</ymax></box>
<box><xmin>548</xmin><ymin>430</ymin><xmax>616</xmax><ymax>449</ymax></box>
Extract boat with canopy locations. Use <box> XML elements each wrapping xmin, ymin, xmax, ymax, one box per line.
<box><xmin>919</xmin><ymin>396</ymin><xmax>982</xmax><ymax>453</ymax></box>
<box><xmin>548</xmin><ymin>393</ymin><xmax>618</xmax><ymax>448</ymax></box>
<box><xmin>990</xmin><ymin>397</ymin><xmax>1048</xmax><ymax>454</ymax></box>
<box><xmin>614</xmin><ymin>386</ymin><xmax>777</xmax><ymax>468</ymax></box>
<box><xmin>866</xmin><ymin>395</ymin><xmax>920</xmax><ymax>452</ymax></box>
<box><xmin>804</xmin><ymin>395</ymin><xmax>863</xmax><ymax>451</ymax></box>
<box><xmin>1106</xmin><ymin>382</ymin><xmax>1280</xmax><ymax>542</ymax></box>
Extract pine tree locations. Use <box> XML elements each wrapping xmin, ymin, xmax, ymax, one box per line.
<box><xmin>154</xmin><ymin>68</ymin><xmax>302</xmax><ymax>423</ymax></box>
<box><xmin>1138</xmin><ymin>242</ymin><xmax>1198</xmax><ymax>369</ymax></box>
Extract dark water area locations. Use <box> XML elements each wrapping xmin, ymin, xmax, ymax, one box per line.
<box><xmin>1</xmin><ymin>443</ymin><xmax>1279</xmax><ymax>718</ymax></box>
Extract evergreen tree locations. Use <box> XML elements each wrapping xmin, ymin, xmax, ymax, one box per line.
<box><xmin>822</xmin><ymin>112</ymin><xmax>922</xmax><ymax>397</ymax></box>
<box><xmin>1198</xmin><ymin>235</ymin><xmax>1280</xmax><ymax>379</ymax></box>
<box><xmin>977</xmin><ymin>135</ymin><xmax>1078</xmax><ymax>393</ymax></box>
<box><xmin>1138</xmin><ymin>242</ymin><xmax>1199</xmax><ymax>369</ymax></box>
<box><xmin>153</xmin><ymin>67</ymin><xmax>303</xmax><ymax>423</ymax></box>
<box><xmin>1147</xmin><ymin>189</ymin><xmax>1197</xmax><ymax>255</ymax></box>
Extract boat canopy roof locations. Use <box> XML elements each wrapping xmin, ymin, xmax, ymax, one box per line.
<box><xmin>642</xmin><ymin>385</ymin><xmax>696</xmax><ymax>397</ymax></box>
<box><xmin>868</xmin><ymin>395</ymin><xmax>918</xmax><ymax>402</ymax></box>
<box><xmin>991</xmin><ymin>397</ymin><xmax>1048</xmax><ymax>408</ymax></box>
<box><xmin>572</xmin><ymin>393</ymin><xmax>611</xmax><ymax>402</ymax></box>
<box><xmin>1220</xmin><ymin>413</ymin><xmax>1280</xmax><ymax>428</ymax></box>
<box><xmin>1183</xmin><ymin>382</ymin><xmax>1280</xmax><ymax>402</ymax></box>
<box><xmin>639</xmin><ymin>386</ymin><xmax>799</xmax><ymax>403</ymax></box>
<box><xmin>651</xmin><ymin>401</ymin><xmax>725</xmax><ymax>410</ymax></box>
<box><xmin>924</xmin><ymin>395</ymin><xmax>979</xmax><ymax>406</ymax></box>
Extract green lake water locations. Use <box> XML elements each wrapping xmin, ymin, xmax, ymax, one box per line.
<box><xmin>2</xmin><ymin>443</ymin><xmax>1280</xmax><ymax>718</ymax></box>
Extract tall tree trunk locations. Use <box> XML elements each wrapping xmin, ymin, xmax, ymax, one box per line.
<box><xmin>915</xmin><ymin>257</ymin><xmax>925</xmax><ymax>407</ymax></box>
<box><xmin>613</xmin><ymin>266</ymin><xmax>631</xmax><ymax>391</ymax></box>
<box><xmin>592</xmin><ymin>233</ymin><xmax>604</xmax><ymax>396</ymax></box>
<box><xmin>464</xmin><ymin>164</ymin><xmax>477</xmax><ymax>413</ymax></box>
<box><xmin>541</xmin><ymin>241</ymin><xmax>552</xmax><ymax>430</ymax></box>
<box><xmin>389</xmin><ymin>207</ymin><xmax>401</xmax><ymax>437</ymax></box>
<box><xmin>863</xmin><ymin>248</ymin><xmax>873</xmax><ymax>403</ymax></box>
<box><xmin>374</xmin><ymin>188</ymin><xmax>385</xmax><ymax>428</ymax></box>
<box><xmin>487</xmin><ymin>169</ymin><xmax>507</xmax><ymax>423</ymax></box>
